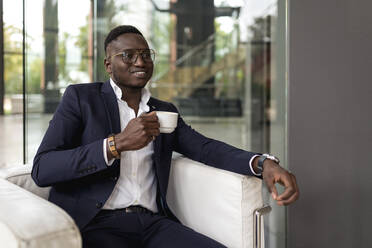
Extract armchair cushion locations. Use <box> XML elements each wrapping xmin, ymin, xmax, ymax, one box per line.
<box><xmin>0</xmin><ymin>164</ymin><xmax>50</xmax><ymax>199</ymax></box>
<box><xmin>0</xmin><ymin>166</ymin><xmax>81</xmax><ymax>248</ymax></box>
<box><xmin>167</xmin><ymin>156</ymin><xmax>263</xmax><ymax>248</ymax></box>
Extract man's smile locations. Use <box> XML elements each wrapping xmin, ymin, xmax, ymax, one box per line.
<box><xmin>131</xmin><ymin>70</ymin><xmax>148</xmax><ymax>78</ymax></box>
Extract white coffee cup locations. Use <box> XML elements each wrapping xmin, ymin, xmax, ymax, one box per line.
<box><xmin>156</xmin><ymin>111</ymin><xmax>178</xmax><ymax>133</ymax></box>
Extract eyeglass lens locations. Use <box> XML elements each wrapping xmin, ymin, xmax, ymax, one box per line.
<box><xmin>122</xmin><ymin>49</ymin><xmax>154</xmax><ymax>63</ymax></box>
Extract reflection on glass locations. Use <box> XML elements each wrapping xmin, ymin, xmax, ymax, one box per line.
<box><xmin>0</xmin><ymin>0</ymin><xmax>287</xmax><ymax>246</ymax></box>
<box><xmin>0</xmin><ymin>0</ymin><xmax>24</xmax><ymax>166</ymax></box>
<box><xmin>25</xmin><ymin>0</ymin><xmax>91</xmax><ymax>162</ymax></box>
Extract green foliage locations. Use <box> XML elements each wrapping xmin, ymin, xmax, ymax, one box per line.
<box><xmin>149</xmin><ymin>12</ymin><xmax>171</xmax><ymax>79</ymax></box>
<box><xmin>103</xmin><ymin>0</ymin><xmax>121</xmax><ymax>30</ymax></box>
<box><xmin>4</xmin><ymin>24</ymin><xmax>44</xmax><ymax>94</ymax></box>
<box><xmin>214</xmin><ymin>21</ymin><xmax>235</xmax><ymax>61</ymax></box>
<box><xmin>4</xmin><ymin>55</ymin><xmax>23</xmax><ymax>94</ymax></box>
<box><xmin>27</xmin><ymin>58</ymin><xmax>42</xmax><ymax>94</ymax></box>
<box><xmin>75</xmin><ymin>22</ymin><xmax>89</xmax><ymax>72</ymax></box>
<box><xmin>58</xmin><ymin>32</ymin><xmax>70</xmax><ymax>82</ymax></box>
<box><xmin>4</xmin><ymin>25</ymin><xmax>23</xmax><ymax>94</ymax></box>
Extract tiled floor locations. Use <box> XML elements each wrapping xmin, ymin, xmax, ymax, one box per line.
<box><xmin>0</xmin><ymin>114</ymin><xmax>25</xmax><ymax>167</ymax></box>
<box><xmin>0</xmin><ymin>114</ymin><xmax>52</xmax><ymax>167</ymax></box>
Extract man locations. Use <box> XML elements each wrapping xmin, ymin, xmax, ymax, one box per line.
<box><xmin>32</xmin><ymin>25</ymin><xmax>299</xmax><ymax>248</ymax></box>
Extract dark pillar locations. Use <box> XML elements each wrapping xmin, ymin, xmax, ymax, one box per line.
<box><xmin>172</xmin><ymin>0</ymin><xmax>215</xmax><ymax>66</ymax></box>
<box><xmin>43</xmin><ymin>0</ymin><xmax>59</xmax><ymax>113</ymax></box>
<box><xmin>94</xmin><ymin>0</ymin><xmax>110</xmax><ymax>82</ymax></box>
<box><xmin>172</xmin><ymin>0</ymin><xmax>216</xmax><ymax>108</ymax></box>
<box><xmin>0</xmin><ymin>0</ymin><xmax>4</xmax><ymax>115</ymax></box>
<box><xmin>249</xmin><ymin>16</ymin><xmax>272</xmax><ymax>152</ymax></box>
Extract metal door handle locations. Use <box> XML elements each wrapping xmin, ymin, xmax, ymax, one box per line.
<box><xmin>253</xmin><ymin>205</ymin><xmax>272</xmax><ymax>248</ymax></box>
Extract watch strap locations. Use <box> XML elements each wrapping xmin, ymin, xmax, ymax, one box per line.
<box><xmin>107</xmin><ymin>134</ymin><xmax>120</xmax><ymax>159</ymax></box>
<box><xmin>257</xmin><ymin>153</ymin><xmax>280</xmax><ymax>173</ymax></box>
<box><xmin>257</xmin><ymin>155</ymin><xmax>267</xmax><ymax>174</ymax></box>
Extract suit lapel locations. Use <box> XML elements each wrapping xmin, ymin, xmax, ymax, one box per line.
<box><xmin>101</xmin><ymin>81</ymin><xmax>121</xmax><ymax>134</ymax></box>
<box><xmin>148</xmin><ymin>98</ymin><xmax>168</xmax><ymax>204</ymax></box>
<box><xmin>148</xmin><ymin>99</ymin><xmax>162</xmax><ymax>166</ymax></box>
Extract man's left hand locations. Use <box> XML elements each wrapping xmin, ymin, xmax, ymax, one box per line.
<box><xmin>258</xmin><ymin>159</ymin><xmax>299</xmax><ymax>206</ymax></box>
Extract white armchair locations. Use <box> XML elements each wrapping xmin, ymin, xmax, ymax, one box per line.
<box><xmin>0</xmin><ymin>156</ymin><xmax>269</xmax><ymax>248</ymax></box>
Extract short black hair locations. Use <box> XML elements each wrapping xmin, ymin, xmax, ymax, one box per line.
<box><xmin>104</xmin><ymin>25</ymin><xmax>143</xmax><ymax>54</ymax></box>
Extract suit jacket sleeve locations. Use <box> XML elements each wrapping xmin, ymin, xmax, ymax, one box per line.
<box><xmin>171</xmin><ymin>104</ymin><xmax>258</xmax><ymax>176</ymax></box>
<box><xmin>32</xmin><ymin>85</ymin><xmax>108</xmax><ymax>187</ymax></box>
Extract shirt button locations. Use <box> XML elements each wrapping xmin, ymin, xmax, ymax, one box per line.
<box><xmin>96</xmin><ymin>202</ymin><xmax>102</xmax><ymax>208</ymax></box>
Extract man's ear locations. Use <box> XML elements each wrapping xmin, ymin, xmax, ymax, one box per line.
<box><xmin>104</xmin><ymin>58</ymin><xmax>112</xmax><ymax>74</ymax></box>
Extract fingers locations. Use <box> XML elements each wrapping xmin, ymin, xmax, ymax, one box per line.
<box><xmin>137</xmin><ymin>112</ymin><xmax>160</xmax><ymax>136</ymax></box>
<box><xmin>263</xmin><ymin>162</ymin><xmax>300</xmax><ymax>206</ymax></box>
<box><xmin>276</xmin><ymin>173</ymin><xmax>294</xmax><ymax>200</ymax></box>
<box><xmin>140</xmin><ymin>111</ymin><xmax>156</xmax><ymax>117</ymax></box>
<box><xmin>145</xmin><ymin>127</ymin><xmax>160</xmax><ymax>137</ymax></box>
<box><xmin>116</xmin><ymin>112</ymin><xmax>160</xmax><ymax>151</ymax></box>
<box><xmin>141</xmin><ymin>121</ymin><xmax>159</xmax><ymax>129</ymax></box>
<box><xmin>276</xmin><ymin>173</ymin><xmax>299</xmax><ymax>206</ymax></box>
<box><xmin>139</xmin><ymin>116</ymin><xmax>160</xmax><ymax>143</ymax></box>
<box><xmin>139</xmin><ymin>112</ymin><xmax>160</xmax><ymax>130</ymax></box>
<box><xmin>288</xmin><ymin>173</ymin><xmax>300</xmax><ymax>202</ymax></box>
<box><xmin>139</xmin><ymin>111</ymin><xmax>158</xmax><ymax>122</ymax></box>
<box><xmin>264</xmin><ymin>176</ymin><xmax>279</xmax><ymax>200</ymax></box>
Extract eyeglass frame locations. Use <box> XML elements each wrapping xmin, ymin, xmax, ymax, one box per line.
<box><xmin>108</xmin><ymin>49</ymin><xmax>156</xmax><ymax>64</ymax></box>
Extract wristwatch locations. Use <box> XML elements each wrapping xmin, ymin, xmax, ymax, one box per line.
<box><xmin>257</xmin><ymin>154</ymin><xmax>280</xmax><ymax>174</ymax></box>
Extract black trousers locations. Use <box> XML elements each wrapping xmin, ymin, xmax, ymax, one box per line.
<box><xmin>81</xmin><ymin>209</ymin><xmax>226</xmax><ymax>248</ymax></box>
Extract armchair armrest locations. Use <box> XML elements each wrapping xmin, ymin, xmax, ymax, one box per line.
<box><xmin>167</xmin><ymin>156</ymin><xmax>266</xmax><ymax>248</ymax></box>
<box><xmin>0</xmin><ymin>164</ymin><xmax>50</xmax><ymax>199</ymax></box>
<box><xmin>0</xmin><ymin>166</ymin><xmax>81</xmax><ymax>248</ymax></box>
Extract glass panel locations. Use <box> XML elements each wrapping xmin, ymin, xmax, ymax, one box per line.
<box><xmin>18</xmin><ymin>0</ymin><xmax>288</xmax><ymax>246</ymax></box>
<box><xmin>25</xmin><ymin>0</ymin><xmax>92</xmax><ymax>162</ymax></box>
<box><xmin>0</xmin><ymin>0</ymin><xmax>24</xmax><ymax>166</ymax></box>
<box><xmin>95</xmin><ymin>1</ymin><xmax>287</xmax><ymax>246</ymax></box>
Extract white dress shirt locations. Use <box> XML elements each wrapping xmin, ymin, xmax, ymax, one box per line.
<box><xmin>102</xmin><ymin>79</ymin><xmax>158</xmax><ymax>212</ymax></box>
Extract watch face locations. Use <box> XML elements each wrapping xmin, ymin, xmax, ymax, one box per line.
<box><xmin>263</xmin><ymin>154</ymin><xmax>279</xmax><ymax>163</ymax></box>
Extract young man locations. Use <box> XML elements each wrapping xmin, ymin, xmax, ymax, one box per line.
<box><xmin>32</xmin><ymin>25</ymin><xmax>299</xmax><ymax>248</ymax></box>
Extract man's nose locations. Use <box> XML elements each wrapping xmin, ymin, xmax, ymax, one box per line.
<box><xmin>133</xmin><ymin>53</ymin><xmax>146</xmax><ymax>66</ymax></box>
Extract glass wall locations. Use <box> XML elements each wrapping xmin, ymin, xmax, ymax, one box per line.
<box><xmin>24</xmin><ymin>0</ymin><xmax>92</xmax><ymax>162</ymax></box>
<box><xmin>0</xmin><ymin>0</ymin><xmax>24</xmax><ymax>166</ymax></box>
<box><xmin>0</xmin><ymin>0</ymin><xmax>288</xmax><ymax>246</ymax></box>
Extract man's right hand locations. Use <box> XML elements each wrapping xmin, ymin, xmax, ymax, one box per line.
<box><xmin>114</xmin><ymin>111</ymin><xmax>160</xmax><ymax>152</ymax></box>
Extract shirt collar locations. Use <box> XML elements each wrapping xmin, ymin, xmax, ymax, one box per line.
<box><xmin>109</xmin><ymin>78</ymin><xmax>151</xmax><ymax>112</ymax></box>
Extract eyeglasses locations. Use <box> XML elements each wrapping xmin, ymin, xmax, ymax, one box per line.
<box><xmin>110</xmin><ymin>49</ymin><xmax>155</xmax><ymax>64</ymax></box>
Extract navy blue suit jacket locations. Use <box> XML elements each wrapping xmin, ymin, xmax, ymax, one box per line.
<box><xmin>32</xmin><ymin>81</ymin><xmax>258</xmax><ymax>230</ymax></box>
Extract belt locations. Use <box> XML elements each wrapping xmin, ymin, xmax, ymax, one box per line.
<box><xmin>99</xmin><ymin>206</ymin><xmax>153</xmax><ymax>215</ymax></box>
<box><xmin>125</xmin><ymin>205</ymin><xmax>153</xmax><ymax>214</ymax></box>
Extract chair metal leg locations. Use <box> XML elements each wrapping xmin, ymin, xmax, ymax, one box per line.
<box><xmin>253</xmin><ymin>205</ymin><xmax>272</xmax><ymax>248</ymax></box>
